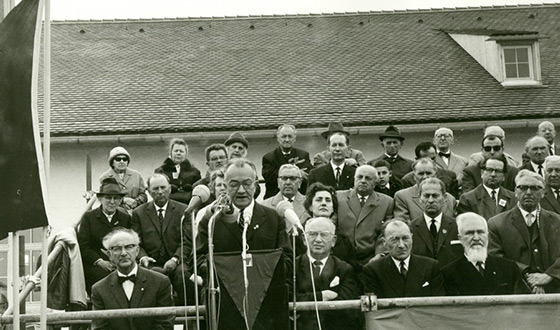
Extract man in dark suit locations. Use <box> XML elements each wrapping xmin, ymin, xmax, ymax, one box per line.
<box><xmin>91</xmin><ymin>228</ymin><xmax>174</xmax><ymax>330</ymax></box>
<box><xmin>312</xmin><ymin>122</ymin><xmax>367</xmax><ymax>168</ymax></box>
<box><xmin>462</xmin><ymin>135</ymin><xmax>518</xmax><ymax>193</ymax></box>
<box><xmin>371</xmin><ymin>159</ymin><xmax>402</xmax><ymax>198</ymax></box>
<box><xmin>295</xmin><ymin>217</ymin><xmax>362</xmax><ymax>330</ymax></box>
<box><xmin>262</xmin><ymin>164</ymin><xmax>308</xmax><ymax>221</ymax></box>
<box><xmin>308</xmin><ymin>132</ymin><xmax>356</xmax><ymax>191</ymax></box>
<box><xmin>522</xmin><ymin>121</ymin><xmax>560</xmax><ymax>163</ymax></box>
<box><xmin>361</xmin><ymin>219</ymin><xmax>445</xmax><ymax>298</ymax></box>
<box><xmin>368</xmin><ymin>125</ymin><xmax>414</xmax><ymax>182</ymax></box>
<box><xmin>131</xmin><ymin>173</ymin><xmax>191</xmax><ymax>305</ymax></box>
<box><xmin>78</xmin><ymin>177</ymin><xmax>131</xmax><ymax>294</ymax></box>
<box><xmin>457</xmin><ymin>157</ymin><xmax>517</xmax><ymax>220</ymax></box>
<box><xmin>433</xmin><ymin>127</ymin><xmax>468</xmax><ymax>183</ymax></box>
<box><xmin>336</xmin><ymin>165</ymin><xmax>394</xmax><ymax>265</ymax></box>
<box><xmin>442</xmin><ymin>212</ymin><xmax>521</xmax><ymax>295</ymax></box>
<box><xmin>411</xmin><ymin>178</ymin><xmax>463</xmax><ymax>268</ymax></box>
<box><xmin>518</xmin><ymin>136</ymin><xmax>549</xmax><ymax>178</ymax></box>
<box><xmin>488</xmin><ymin>170</ymin><xmax>560</xmax><ymax>293</ymax></box>
<box><xmin>262</xmin><ymin>124</ymin><xmax>311</xmax><ymax>199</ymax></box>
<box><xmin>541</xmin><ymin>156</ymin><xmax>560</xmax><ymax>214</ymax></box>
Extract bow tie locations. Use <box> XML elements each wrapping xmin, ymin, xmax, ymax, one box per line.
<box><xmin>438</xmin><ymin>152</ymin><xmax>450</xmax><ymax>158</ymax></box>
<box><xmin>118</xmin><ymin>274</ymin><xmax>136</xmax><ymax>284</ymax></box>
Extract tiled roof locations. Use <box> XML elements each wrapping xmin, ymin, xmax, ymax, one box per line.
<box><xmin>40</xmin><ymin>4</ymin><xmax>560</xmax><ymax>137</ymax></box>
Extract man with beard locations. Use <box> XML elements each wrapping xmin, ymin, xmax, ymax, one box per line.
<box><xmin>309</xmin><ymin>132</ymin><xmax>356</xmax><ymax>191</ymax></box>
<box><xmin>457</xmin><ymin>157</ymin><xmax>517</xmax><ymax>220</ymax></box>
<box><xmin>488</xmin><ymin>170</ymin><xmax>560</xmax><ymax>293</ymax></box>
<box><xmin>541</xmin><ymin>156</ymin><xmax>560</xmax><ymax>214</ymax></box>
<box><xmin>518</xmin><ymin>136</ymin><xmax>550</xmax><ymax>177</ymax></box>
<box><xmin>442</xmin><ymin>213</ymin><xmax>521</xmax><ymax>295</ymax></box>
<box><xmin>262</xmin><ymin>164</ymin><xmax>308</xmax><ymax>221</ymax></box>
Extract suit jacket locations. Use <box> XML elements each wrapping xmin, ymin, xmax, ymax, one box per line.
<box><xmin>312</xmin><ymin>148</ymin><xmax>366</xmax><ymax>168</ymax></box>
<box><xmin>462</xmin><ymin>164</ymin><xmax>518</xmax><ymax>193</ymax></box>
<box><xmin>540</xmin><ymin>186</ymin><xmax>560</xmax><ymax>214</ymax></box>
<box><xmin>400</xmin><ymin>168</ymin><xmax>459</xmax><ymax>198</ymax></box>
<box><xmin>488</xmin><ymin>207</ymin><xmax>560</xmax><ymax>292</ymax></box>
<box><xmin>91</xmin><ymin>267</ymin><xmax>174</xmax><ymax>330</ymax></box>
<box><xmin>295</xmin><ymin>255</ymin><xmax>362</xmax><ymax>330</ymax></box>
<box><xmin>262</xmin><ymin>147</ymin><xmax>311</xmax><ymax>199</ymax></box>
<box><xmin>457</xmin><ymin>185</ymin><xmax>517</xmax><ymax>220</ymax></box>
<box><xmin>435</xmin><ymin>151</ymin><xmax>468</xmax><ymax>182</ymax></box>
<box><xmin>262</xmin><ymin>191</ymin><xmax>308</xmax><ymax>222</ymax></box>
<box><xmin>374</xmin><ymin>177</ymin><xmax>403</xmax><ymax>198</ymax></box>
<box><xmin>442</xmin><ymin>255</ymin><xmax>521</xmax><ymax>296</ymax></box>
<box><xmin>336</xmin><ymin>189</ymin><xmax>394</xmax><ymax>264</ymax></box>
<box><xmin>308</xmin><ymin>163</ymin><xmax>355</xmax><ymax>191</ymax></box>
<box><xmin>411</xmin><ymin>214</ymin><xmax>463</xmax><ymax>267</ymax></box>
<box><xmin>521</xmin><ymin>144</ymin><xmax>560</xmax><ymax>163</ymax></box>
<box><xmin>393</xmin><ymin>185</ymin><xmax>456</xmax><ymax>221</ymax></box>
<box><xmin>368</xmin><ymin>154</ymin><xmax>414</xmax><ymax>182</ymax></box>
<box><xmin>361</xmin><ymin>254</ymin><xmax>445</xmax><ymax>298</ymax></box>
<box><xmin>131</xmin><ymin>200</ymin><xmax>188</xmax><ymax>263</ymax></box>
<box><xmin>518</xmin><ymin>161</ymin><xmax>545</xmax><ymax>175</ymax></box>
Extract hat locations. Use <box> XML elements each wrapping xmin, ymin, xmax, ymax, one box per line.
<box><xmin>483</xmin><ymin>126</ymin><xmax>505</xmax><ymax>139</ymax></box>
<box><xmin>96</xmin><ymin>177</ymin><xmax>126</xmax><ymax>197</ymax></box>
<box><xmin>320</xmin><ymin>122</ymin><xmax>351</xmax><ymax>139</ymax></box>
<box><xmin>224</xmin><ymin>132</ymin><xmax>249</xmax><ymax>149</ymax></box>
<box><xmin>379</xmin><ymin>125</ymin><xmax>405</xmax><ymax>141</ymax></box>
<box><xmin>108</xmin><ymin>146</ymin><xmax>131</xmax><ymax>167</ymax></box>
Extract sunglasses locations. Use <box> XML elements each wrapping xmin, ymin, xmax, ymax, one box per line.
<box><xmin>482</xmin><ymin>146</ymin><xmax>502</xmax><ymax>152</ymax></box>
<box><xmin>114</xmin><ymin>156</ymin><xmax>129</xmax><ymax>162</ymax></box>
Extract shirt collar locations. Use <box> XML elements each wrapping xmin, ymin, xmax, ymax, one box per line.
<box><xmin>391</xmin><ymin>256</ymin><xmax>410</xmax><ymax>270</ymax></box>
<box><xmin>330</xmin><ymin>161</ymin><xmax>345</xmax><ymax>172</ymax></box>
<box><xmin>309</xmin><ymin>255</ymin><xmax>329</xmax><ymax>267</ymax></box>
<box><xmin>385</xmin><ymin>153</ymin><xmax>399</xmax><ymax>159</ymax></box>
<box><xmin>357</xmin><ymin>193</ymin><xmax>369</xmax><ymax>201</ymax></box>
<box><xmin>154</xmin><ymin>201</ymin><xmax>169</xmax><ymax>212</ymax></box>
<box><xmin>233</xmin><ymin>199</ymin><xmax>255</xmax><ymax>222</ymax></box>
<box><xmin>117</xmin><ymin>264</ymin><xmax>138</xmax><ymax>278</ymax></box>
<box><xmin>518</xmin><ymin>205</ymin><xmax>537</xmax><ymax>220</ymax></box>
<box><xmin>482</xmin><ymin>184</ymin><xmax>500</xmax><ymax>197</ymax></box>
<box><xmin>102</xmin><ymin>210</ymin><xmax>116</xmax><ymax>221</ymax></box>
<box><xmin>424</xmin><ymin>213</ymin><xmax>443</xmax><ymax>226</ymax></box>
<box><xmin>465</xmin><ymin>254</ymin><xmax>486</xmax><ymax>268</ymax></box>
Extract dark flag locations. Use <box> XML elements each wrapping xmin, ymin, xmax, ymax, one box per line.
<box><xmin>0</xmin><ymin>0</ymin><xmax>49</xmax><ymax>239</ymax></box>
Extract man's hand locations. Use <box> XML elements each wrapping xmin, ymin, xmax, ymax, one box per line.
<box><xmin>163</xmin><ymin>258</ymin><xmax>179</xmax><ymax>273</ymax></box>
<box><xmin>140</xmin><ymin>256</ymin><xmax>156</xmax><ymax>268</ymax></box>
<box><xmin>527</xmin><ymin>273</ymin><xmax>553</xmax><ymax>286</ymax></box>
<box><xmin>299</xmin><ymin>169</ymin><xmax>309</xmax><ymax>181</ymax></box>
<box><xmin>321</xmin><ymin>290</ymin><xmax>338</xmax><ymax>301</ymax></box>
<box><xmin>189</xmin><ymin>274</ymin><xmax>204</xmax><ymax>286</ymax></box>
<box><xmin>368</xmin><ymin>253</ymin><xmax>385</xmax><ymax>264</ymax></box>
<box><xmin>532</xmin><ymin>286</ymin><xmax>546</xmax><ymax>294</ymax></box>
<box><xmin>344</xmin><ymin>158</ymin><xmax>358</xmax><ymax>167</ymax></box>
<box><xmin>96</xmin><ymin>260</ymin><xmax>115</xmax><ymax>272</ymax></box>
<box><xmin>122</xmin><ymin>197</ymin><xmax>137</xmax><ymax>209</ymax></box>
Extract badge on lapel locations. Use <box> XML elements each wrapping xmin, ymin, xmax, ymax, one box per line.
<box><xmin>498</xmin><ymin>199</ymin><xmax>507</xmax><ymax>207</ymax></box>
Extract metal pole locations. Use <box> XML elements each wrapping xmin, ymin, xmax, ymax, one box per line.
<box><xmin>191</xmin><ymin>211</ymin><xmax>200</xmax><ymax>330</ymax></box>
<box><xmin>207</xmin><ymin>211</ymin><xmax>219</xmax><ymax>330</ymax></box>
<box><xmin>11</xmin><ymin>233</ymin><xmax>20</xmax><ymax>330</ymax></box>
<box><xmin>291</xmin><ymin>229</ymin><xmax>297</xmax><ymax>330</ymax></box>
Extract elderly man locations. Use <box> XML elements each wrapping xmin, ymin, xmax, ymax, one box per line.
<box><xmin>394</xmin><ymin>158</ymin><xmax>456</xmax><ymax>221</ymax></box>
<box><xmin>224</xmin><ymin>132</ymin><xmax>249</xmax><ymax>159</ymax></box>
<box><xmin>442</xmin><ymin>213</ymin><xmax>521</xmax><ymax>295</ymax></box>
<box><xmin>488</xmin><ymin>170</ymin><xmax>560</xmax><ymax>293</ymax></box>
<box><xmin>361</xmin><ymin>219</ymin><xmax>445</xmax><ymax>298</ymax></box>
<box><xmin>523</xmin><ymin>122</ymin><xmax>559</xmax><ymax>163</ymax></box>
<box><xmin>457</xmin><ymin>157</ymin><xmax>517</xmax><ymax>220</ymax></box>
<box><xmin>262</xmin><ymin>164</ymin><xmax>308</xmax><ymax>221</ymax></box>
<box><xmin>433</xmin><ymin>127</ymin><xmax>468</xmax><ymax>182</ymax></box>
<box><xmin>368</xmin><ymin>125</ymin><xmax>414</xmax><ymax>182</ymax></box>
<box><xmin>336</xmin><ymin>165</ymin><xmax>394</xmax><ymax>265</ymax></box>
<box><xmin>91</xmin><ymin>228</ymin><xmax>174</xmax><ymax>330</ymax></box>
<box><xmin>295</xmin><ymin>217</ymin><xmax>362</xmax><ymax>330</ymax></box>
<box><xmin>308</xmin><ymin>132</ymin><xmax>356</xmax><ymax>190</ymax></box>
<box><xmin>519</xmin><ymin>136</ymin><xmax>550</xmax><ymax>177</ymax></box>
<box><xmin>262</xmin><ymin>124</ymin><xmax>311</xmax><ymax>199</ymax></box>
<box><xmin>462</xmin><ymin>135</ymin><xmax>519</xmax><ymax>193</ymax></box>
<box><xmin>541</xmin><ymin>156</ymin><xmax>560</xmax><ymax>214</ymax></box>
<box><xmin>410</xmin><ymin>178</ymin><xmax>462</xmax><ymax>267</ymax></box>
<box><xmin>312</xmin><ymin>122</ymin><xmax>366</xmax><ymax>168</ymax></box>
<box><xmin>131</xmin><ymin>173</ymin><xmax>191</xmax><ymax>305</ymax></box>
<box><xmin>371</xmin><ymin>160</ymin><xmax>402</xmax><ymax>198</ymax></box>
<box><xmin>468</xmin><ymin>126</ymin><xmax>518</xmax><ymax>167</ymax></box>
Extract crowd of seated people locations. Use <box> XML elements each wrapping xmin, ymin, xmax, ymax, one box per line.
<box><xmin>74</xmin><ymin>120</ymin><xmax>560</xmax><ymax>329</ymax></box>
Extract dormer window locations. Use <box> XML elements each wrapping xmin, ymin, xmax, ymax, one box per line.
<box><xmin>503</xmin><ymin>46</ymin><xmax>532</xmax><ymax>80</ymax></box>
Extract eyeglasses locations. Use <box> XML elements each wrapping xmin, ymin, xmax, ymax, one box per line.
<box><xmin>108</xmin><ymin>244</ymin><xmax>137</xmax><ymax>253</ymax></box>
<box><xmin>209</xmin><ymin>156</ymin><xmax>227</xmax><ymax>162</ymax></box>
<box><xmin>415</xmin><ymin>171</ymin><xmax>435</xmax><ymax>176</ymax></box>
<box><xmin>279</xmin><ymin>176</ymin><xmax>301</xmax><ymax>181</ymax></box>
<box><xmin>114</xmin><ymin>156</ymin><xmax>129</xmax><ymax>162</ymax></box>
<box><xmin>306</xmin><ymin>231</ymin><xmax>334</xmax><ymax>239</ymax></box>
<box><xmin>483</xmin><ymin>168</ymin><xmax>504</xmax><ymax>174</ymax></box>
<box><xmin>516</xmin><ymin>185</ymin><xmax>543</xmax><ymax>192</ymax></box>
<box><xmin>103</xmin><ymin>195</ymin><xmax>123</xmax><ymax>201</ymax></box>
<box><xmin>482</xmin><ymin>146</ymin><xmax>502</xmax><ymax>152</ymax></box>
<box><xmin>227</xmin><ymin>180</ymin><xmax>255</xmax><ymax>190</ymax></box>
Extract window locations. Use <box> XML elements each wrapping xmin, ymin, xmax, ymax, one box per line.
<box><xmin>493</xmin><ymin>36</ymin><xmax>543</xmax><ymax>88</ymax></box>
<box><xmin>503</xmin><ymin>46</ymin><xmax>532</xmax><ymax>80</ymax></box>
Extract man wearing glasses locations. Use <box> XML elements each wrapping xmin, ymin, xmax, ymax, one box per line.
<box><xmin>488</xmin><ymin>170</ymin><xmax>560</xmax><ymax>293</ymax></box>
<box><xmin>462</xmin><ymin>135</ymin><xmax>519</xmax><ymax>193</ymax></box>
<box><xmin>457</xmin><ymin>157</ymin><xmax>517</xmax><ymax>220</ymax></box>
<box><xmin>262</xmin><ymin>164</ymin><xmax>308</xmax><ymax>221</ymax></box>
<box><xmin>433</xmin><ymin>128</ymin><xmax>468</xmax><ymax>182</ymax></box>
<box><xmin>91</xmin><ymin>228</ymin><xmax>174</xmax><ymax>330</ymax></box>
<box><xmin>194</xmin><ymin>143</ymin><xmax>228</xmax><ymax>188</ymax></box>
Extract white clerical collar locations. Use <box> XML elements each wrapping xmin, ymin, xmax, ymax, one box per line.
<box><xmin>117</xmin><ymin>264</ymin><xmax>138</xmax><ymax>278</ymax></box>
<box><xmin>391</xmin><ymin>256</ymin><xmax>410</xmax><ymax>270</ymax></box>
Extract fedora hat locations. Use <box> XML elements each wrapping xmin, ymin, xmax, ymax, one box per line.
<box><xmin>320</xmin><ymin>122</ymin><xmax>351</xmax><ymax>139</ymax></box>
<box><xmin>96</xmin><ymin>177</ymin><xmax>126</xmax><ymax>197</ymax></box>
<box><xmin>224</xmin><ymin>132</ymin><xmax>249</xmax><ymax>149</ymax></box>
<box><xmin>379</xmin><ymin>125</ymin><xmax>405</xmax><ymax>141</ymax></box>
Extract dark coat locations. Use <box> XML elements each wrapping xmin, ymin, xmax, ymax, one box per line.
<box><xmin>540</xmin><ymin>186</ymin><xmax>560</xmax><ymax>214</ymax></box>
<box><xmin>442</xmin><ymin>255</ymin><xmax>521</xmax><ymax>295</ymax></box>
<box><xmin>368</xmin><ymin>154</ymin><xmax>414</xmax><ymax>182</ymax></box>
<box><xmin>91</xmin><ymin>267</ymin><xmax>174</xmax><ymax>330</ymax></box>
<box><xmin>411</xmin><ymin>214</ymin><xmax>463</xmax><ymax>268</ymax></box>
<box><xmin>374</xmin><ymin>177</ymin><xmax>403</xmax><ymax>198</ymax></box>
<box><xmin>262</xmin><ymin>146</ymin><xmax>311</xmax><ymax>199</ymax></box>
<box><xmin>400</xmin><ymin>168</ymin><xmax>459</xmax><ymax>198</ymax></box>
<box><xmin>361</xmin><ymin>254</ymin><xmax>445</xmax><ymax>298</ymax></box>
<box><xmin>457</xmin><ymin>184</ymin><xmax>517</xmax><ymax>221</ymax></box>
<box><xmin>308</xmin><ymin>163</ymin><xmax>355</xmax><ymax>191</ymax></box>
<box><xmin>462</xmin><ymin>163</ymin><xmax>518</xmax><ymax>193</ymax></box>
<box><xmin>155</xmin><ymin>158</ymin><xmax>201</xmax><ymax>204</ymax></box>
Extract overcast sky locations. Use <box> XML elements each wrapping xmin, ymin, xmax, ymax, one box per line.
<box><xmin>45</xmin><ymin>0</ymin><xmax>534</xmax><ymax>20</ymax></box>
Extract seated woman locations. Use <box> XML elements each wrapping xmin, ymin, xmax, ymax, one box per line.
<box><xmin>155</xmin><ymin>138</ymin><xmax>201</xmax><ymax>204</ymax></box>
<box><xmin>99</xmin><ymin>146</ymin><xmax>147</xmax><ymax>212</ymax></box>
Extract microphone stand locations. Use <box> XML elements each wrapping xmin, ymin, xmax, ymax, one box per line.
<box><xmin>207</xmin><ymin>207</ymin><xmax>221</xmax><ymax>330</ymax></box>
<box><xmin>291</xmin><ymin>225</ymin><xmax>298</xmax><ymax>330</ymax></box>
<box><xmin>241</xmin><ymin>222</ymin><xmax>250</xmax><ymax>329</ymax></box>
<box><xmin>191</xmin><ymin>210</ymin><xmax>201</xmax><ymax>330</ymax></box>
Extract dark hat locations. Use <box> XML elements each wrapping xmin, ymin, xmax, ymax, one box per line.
<box><xmin>320</xmin><ymin>122</ymin><xmax>351</xmax><ymax>139</ymax></box>
<box><xmin>379</xmin><ymin>125</ymin><xmax>405</xmax><ymax>142</ymax></box>
<box><xmin>224</xmin><ymin>132</ymin><xmax>249</xmax><ymax>149</ymax></box>
<box><xmin>96</xmin><ymin>177</ymin><xmax>126</xmax><ymax>197</ymax></box>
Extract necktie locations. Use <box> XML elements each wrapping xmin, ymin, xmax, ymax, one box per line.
<box><xmin>287</xmin><ymin>198</ymin><xmax>294</xmax><ymax>203</ymax></box>
<box><xmin>550</xmin><ymin>146</ymin><xmax>554</xmax><ymax>156</ymax></box>
<box><xmin>312</xmin><ymin>260</ymin><xmax>322</xmax><ymax>278</ymax></box>
<box><xmin>438</xmin><ymin>152</ymin><xmax>450</xmax><ymax>158</ymax></box>
<box><xmin>476</xmin><ymin>262</ymin><xmax>484</xmax><ymax>277</ymax></box>
<box><xmin>157</xmin><ymin>208</ymin><xmax>164</xmax><ymax>226</ymax></box>
<box><xmin>556</xmin><ymin>189</ymin><xmax>560</xmax><ymax>204</ymax></box>
<box><xmin>238</xmin><ymin>209</ymin><xmax>245</xmax><ymax>232</ymax></box>
<box><xmin>430</xmin><ymin>219</ymin><xmax>438</xmax><ymax>238</ymax></box>
<box><xmin>491</xmin><ymin>190</ymin><xmax>497</xmax><ymax>205</ymax></box>
<box><xmin>359</xmin><ymin>196</ymin><xmax>366</xmax><ymax>207</ymax></box>
<box><xmin>117</xmin><ymin>274</ymin><xmax>136</xmax><ymax>285</ymax></box>
<box><xmin>335</xmin><ymin>167</ymin><xmax>341</xmax><ymax>184</ymax></box>
<box><xmin>400</xmin><ymin>261</ymin><xmax>407</xmax><ymax>279</ymax></box>
<box><xmin>538</xmin><ymin>165</ymin><xmax>544</xmax><ymax>177</ymax></box>
<box><xmin>525</xmin><ymin>213</ymin><xmax>534</xmax><ymax>227</ymax></box>
<box><xmin>157</xmin><ymin>208</ymin><xmax>166</xmax><ymax>259</ymax></box>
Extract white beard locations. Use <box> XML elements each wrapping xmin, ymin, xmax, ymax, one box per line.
<box><xmin>465</xmin><ymin>245</ymin><xmax>487</xmax><ymax>263</ymax></box>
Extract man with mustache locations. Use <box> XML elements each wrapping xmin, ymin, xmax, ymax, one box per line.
<box><xmin>442</xmin><ymin>213</ymin><xmax>521</xmax><ymax>295</ymax></box>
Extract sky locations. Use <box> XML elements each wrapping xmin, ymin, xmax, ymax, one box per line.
<box><xmin>42</xmin><ymin>0</ymin><xmax>536</xmax><ymax>20</ymax></box>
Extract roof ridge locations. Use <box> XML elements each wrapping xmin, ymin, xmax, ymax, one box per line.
<box><xmin>51</xmin><ymin>3</ymin><xmax>560</xmax><ymax>24</ymax></box>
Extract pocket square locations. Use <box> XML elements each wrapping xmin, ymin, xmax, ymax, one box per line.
<box><xmin>450</xmin><ymin>240</ymin><xmax>461</xmax><ymax>245</ymax></box>
<box><xmin>330</xmin><ymin>276</ymin><xmax>340</xmax><ymax>288</ymax></box>
<box><xmin>422</xmin><ymin>281</ymin><xmax>430</xmax><ymax>287</ymax></box>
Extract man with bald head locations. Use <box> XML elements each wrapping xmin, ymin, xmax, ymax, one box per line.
<box><xmin>519</xmin><ymin>136</ymin><xmax>550</xmax><ymax>177</ymax></box>
<box><xmin>336</xmin><ymin>165</ymin><xmax>394</xmax><ymax>265</ymax></box>
<box><xmin>433</xmin><ymin>128</ymin><xmax>468</xmax><ymax>182</ymax></box>
<box><xmin>540</xmin><ymin>156</ymin><xmax>560</xmax><ymax>214</ymax></box>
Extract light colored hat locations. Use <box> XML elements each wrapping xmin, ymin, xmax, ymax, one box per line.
<box><xmin>484</xmin><ymin>126</ymin><xmax>505</xmax><ymax>139</ymax></box>
<box><xmin>108</xmin><ymin>146</ymin><xmax>131</xmax><ymax>166</ymax></box>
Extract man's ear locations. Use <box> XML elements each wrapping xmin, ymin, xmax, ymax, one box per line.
<box><xmin>331</xmin><ymin>235</ymin><xmax>337</xmax><ymax>247</ymax></box>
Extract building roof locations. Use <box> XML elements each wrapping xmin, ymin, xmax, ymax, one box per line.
<box><xmin>41</xmin><ymin>3</ymin><xmax>560</xmax><ymax>137</ymax></box>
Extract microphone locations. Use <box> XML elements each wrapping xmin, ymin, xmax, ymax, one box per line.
<box><xmin>185</xmin><ymin>185</ymin><xmax>211</xmax><ymax>214</ymax></box>
<box><xmin>276</xmin><ymin>200</ymin><xmax>304</xmax><ymax>231</ymax></box>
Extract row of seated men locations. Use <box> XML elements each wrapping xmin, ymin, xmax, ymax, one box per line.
<box><xmin>78</xmin><ymin>153</ymin><xmax>560</xmax><ymax>329</ymax></box>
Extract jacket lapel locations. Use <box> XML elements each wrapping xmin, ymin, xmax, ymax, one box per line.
<box><xmin>247</xmin><ymin>204</ymin><xmax>266</xmax><ymax>242</ymax></box>
<box><xmin>95</xmin><ymin>207</ymin><xmax>114</xmax><ymax>230</ymax></box>
<box><xmin>358</xmin><ymin>193</ymin><xmax>379</xmax><ymax>225</ymax></box>
<box><xmin>411</xmin><ymin>186</ymin><xmax>423</xmax><ymax>212</ymax></box>
<box><xmin>436</xmin><ymin>216</ymin><xmax>453</xmax><ymax>252</ymax></box>
<box><xmin>511</xmin><ymin>208</ymin><xmax>530</xmax><ymax>248</ymax></box>
<box><xmin>496</xmin><ymin>189</ymin><xmax>512</xmax><ymax>213</ymax></box>
<box><xmin>162</xmin><ymin>201</ymin><xmax>175</xmax><ymax>233</ymax></box>
<box><xmin>384</xmin><ymin>257</ymin><xmax>406</xmax><ymax>295</ymax></box>
<box><xmin>476</xmin><ymin>186</ymin><xmax>496</xmax><ymax>218</ymax></box>
<box><xmin>339</xmin><ymin>166</ymin><xmax>353</xmax><ymax>189</ymax></box>
<box><xmin>544</xmin><ymin>187</ymin><xmax>560</xmax><ymax>213</ymax></box>
<box><xmin>148</xmin><ymin>203</ymin><xmax>162</xmax><ymax>235</ymax></box>
<box><xmin>109</xmin><ymin>273</ymin><xmax>130</xmax><ymax>308</ymax></box>
<box><xmin>347</xmin><ymin>191</ymin><xmax>362</xmax><ymax>220</ymax></box>
<box><xmin>129</xmin><ymin>268</ymin><xmax>147</xmax><ymax>308</ymax></box>
<box><xmin>320</xmin><ymin>256</ymin><xmax>336</xmax><ymax>289</ymax></box>
<box><xmin>414</xmin><ymin>220</ymin><xmax>434</xmax><ymax>254</ymax></box>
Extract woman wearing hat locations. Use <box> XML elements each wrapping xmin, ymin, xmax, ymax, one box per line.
<box><xmin>155</xmin><ymin>138</ymin><xmax>201</xmax><ymax>204</ymax></box>
<box><xmin>99</xmin><ymin>146</ymin><xmax>148</xmax><ymax>212</ymax></box>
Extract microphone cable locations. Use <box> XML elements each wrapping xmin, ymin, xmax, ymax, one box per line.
<box><xmin>302</xmin><ymin>231</ymin><xmax>323</xmax><ymax>330</ymax></box>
